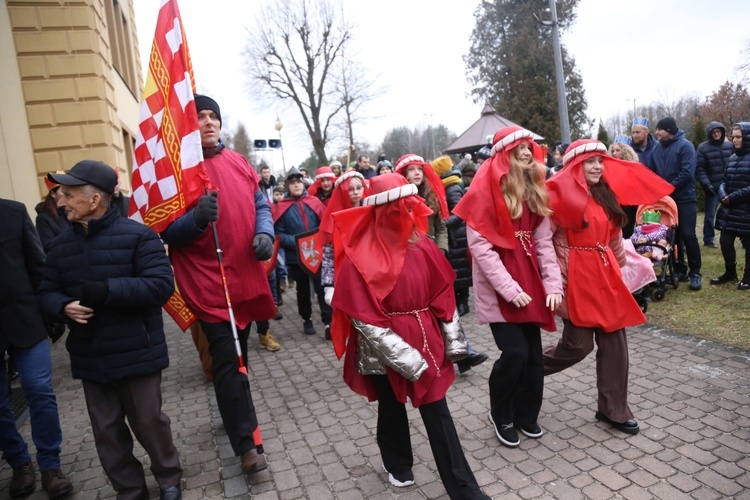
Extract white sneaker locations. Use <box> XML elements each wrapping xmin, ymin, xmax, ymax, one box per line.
<box><xmin>382</xmin><ymin>464</ymin><xmax>414</xmax><ymax>487</ymax></box>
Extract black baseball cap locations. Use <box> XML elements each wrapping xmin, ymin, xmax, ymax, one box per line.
<box><xmin>47</xmin><ymin>160</ymin><xmax>117</xmax><ymax>194</ymax></box>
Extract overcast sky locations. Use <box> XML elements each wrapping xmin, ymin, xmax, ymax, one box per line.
<box><xmin>134</xmin><ymin>0</ymin><xmax>750</xmax><ymax>171</ymax></box>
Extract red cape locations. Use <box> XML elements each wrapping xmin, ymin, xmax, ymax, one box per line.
<box><xmin>169</xmin><ymin>149</ymin><xmax>275</xmax><ymax>328</ymax></box>
<box><xmin>272</xmin><ymin>193</ymin><xmax>326</xmax><ymax>223</ymax></box>
<box><xmin>546</xmin><ymin>139</ymin><xmax>674</xmax><ymax>230</ymax></box>
<box><xmin>454</xmin><ymin>126</ymin><xmax>545</xmax><ymax>249</ymax></box>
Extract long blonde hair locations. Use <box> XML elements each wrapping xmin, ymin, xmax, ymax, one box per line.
<box><xmin>608</xmin><ymin>142</ymin><xmax>639</xmax><ymax>162</ymax></box>
<box><xmin>501</xmin><ymin>148</ymin><xmax>552</xmax><ymax>219</ymax></box>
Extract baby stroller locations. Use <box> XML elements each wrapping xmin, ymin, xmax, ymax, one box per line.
<box><xmin>631</xmin><ymin>197</ymin><xmax>679</xmax><ymax>309</ymax></box>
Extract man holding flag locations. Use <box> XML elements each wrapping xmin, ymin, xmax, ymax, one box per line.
<box><xmin>160</xmin><ymin>95</ymin><xmax>276</xmax><ymax>474</ymax></box>
<box><xmin>130</xmin><ymin>0</ymin><xmax>275</xmax><ymax>476</ymax></box>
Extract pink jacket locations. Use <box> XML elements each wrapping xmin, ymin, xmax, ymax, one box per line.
<box><xmin>467</xmin><ymin>217</ymin><xmax>563</xmax><ymax>325</ymax></box>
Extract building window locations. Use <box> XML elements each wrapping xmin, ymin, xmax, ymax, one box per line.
<box><xmin>105</xmin><ymin>0</ymin><xmax>137</xmax><ymax>93</ymax></box>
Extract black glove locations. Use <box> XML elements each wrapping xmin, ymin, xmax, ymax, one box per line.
<box><xmin>80</xmin><ymin>280</ymin><xmax>108</xmax><ymax>308</ymax></box>
<box><xmin>705</xmin><ymin>185</ymin><xmax>716</xmax><ymax>196</ymax></box>
<box><xmin>253</xmin><ymin>233</ymin><xmax>274</xmax><ymax>261</ymax></box>
<box><xmin>193</xmin><ymin>191</ymin><xmax>219</xmax><ymax>227</ymax></box>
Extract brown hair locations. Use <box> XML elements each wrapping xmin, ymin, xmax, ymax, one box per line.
<box><xmin>40</xmin><ymin>188</ymin><xmax>60</xmax><ymax>220</ymax></box>
<box><xmin>585</xmin><ymin>178</ymin><xmax>627</xmax><ymax>228</ymax></box>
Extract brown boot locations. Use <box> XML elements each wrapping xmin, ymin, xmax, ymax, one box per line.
<box><xmin>241</xmin><ymin>448</ymin><xmax>268</xmax><ymax>474</ymax></box>
<box><xmin>9</xmin><ymin>461</ymin><xmax>36</xmax><ymax>498</ymax></box>
<box><xmin>41</xmin><ymin>468</ymin><xmax>73</xmax><ymax>499</ymax></box>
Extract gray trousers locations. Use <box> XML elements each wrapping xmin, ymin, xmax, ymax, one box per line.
<box><xmin>82</xmin><ymin>372</ymin><xmax>182</xmax><ymax>500</ymax></box>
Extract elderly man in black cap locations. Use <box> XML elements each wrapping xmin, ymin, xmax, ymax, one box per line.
<box><xmin>649</xmin><ymin>116</ymin><xmax>703</xmax><ymax>290</ymax></box>
<box><xmin>39</xmin><ymin>160</ymin><xmax>182</xmax><ymax>500</ymax></box>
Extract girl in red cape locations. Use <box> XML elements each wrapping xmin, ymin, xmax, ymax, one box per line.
<box><xmin>394</xmin><ymin>154</ymin><xmax>450</xmax><ymax>253</ymax></box>
<box><xmin>330</xmin><ymin>174</ymin><xmax>490</xmax><ymax>499</ymax></box>
<box><xmin>543</xmin><ymin>139</ymin><xmax>674</xmax><ymax>435</ymax></box>
<box><xmin>454</xmin><ymin>126</ymin><xmax>563</xmax><ymax>448</ymax></box>
<box><xmin>319</xmin><ymin>170</ymin><xmax>369</xmax><ymax>338</ymax></box>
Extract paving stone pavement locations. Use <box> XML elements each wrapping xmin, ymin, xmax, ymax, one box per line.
<box><xmin>1</xmin><ymin>292</ymin><xmax>749</xmax><ymax>499</ymax></box>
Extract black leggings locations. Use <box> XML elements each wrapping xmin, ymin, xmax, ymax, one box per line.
<box><xmin>720</xmin><ymin>230</ymin><xmax>750</xmax><ymax>275</ymax></box>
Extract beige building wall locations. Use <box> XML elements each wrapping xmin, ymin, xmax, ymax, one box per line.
<box><xmin>0</xmin><ymin>0</ymin><xmax>142</xmax><ymax>217</ymax></box>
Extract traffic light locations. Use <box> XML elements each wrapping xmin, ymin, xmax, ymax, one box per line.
<box><xmin>269</xmin><ymin>139</ymin><xmax>282</xmax><ymax>149</ymax></box>
<box><xmin>254</xmin><ymin>139</ymin><xmax>267</xmax><ymax>149</ymax></box>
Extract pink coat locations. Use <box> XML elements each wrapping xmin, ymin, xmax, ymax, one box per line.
<box><xmin>467</xmin><ymin>217</ymin><xmax>563</xmax><ymax>325</ymax></box>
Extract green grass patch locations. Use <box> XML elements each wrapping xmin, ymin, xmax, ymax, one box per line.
<box><xmin>642</xmin><ymin>216</ymin><xmax>750</xmax><ymax>351</ymax></box>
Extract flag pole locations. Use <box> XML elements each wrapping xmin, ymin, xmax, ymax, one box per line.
<box><xmin>206</xmin><ymin>189</ymin><xmax>264</xmax><ymax>454</ymax></box>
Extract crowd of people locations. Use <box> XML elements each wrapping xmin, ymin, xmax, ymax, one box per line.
<box><xmin>2</xmin><ymin>94</ymin><xmax>749</xmax><ymax>500</ymax></box>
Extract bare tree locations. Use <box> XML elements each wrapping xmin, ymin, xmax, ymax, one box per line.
<box><xmin>735</xmin><ymin>39</ymin><xmax>750</xmax><ymax>86</ymax></box>
<box><xmin>244</xmin><ymin>0</ymin><xmax>353</xmax><ymax>165</ymax></box>
<box><xmin>335</xmin><ymin>52</ymin><xmax>385</xmax><ymax>155</ymax></box>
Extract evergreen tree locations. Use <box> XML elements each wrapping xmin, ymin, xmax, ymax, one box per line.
<box><xmin>232</xmin><ymin>123</ymin><xmax>252</xmax><ymax>162</ymax></box>
<box><xmin>465</xmin><ymin>0</ymin><xmax>590</xmax><ymax>142</ymax></box>
<box><xmin>597</xmin><ymin>121</ymin><xmax>610</xmax><ymax>147</ymax></box>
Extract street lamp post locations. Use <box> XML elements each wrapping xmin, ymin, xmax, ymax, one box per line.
<box><xmin>546</xmin><ymin>0</ymin><xmax>571</xmax><ymax>144</ymax></box>
<box><xmin>275</xmin><ymin>117</ymin><xmax>287</xmax><ymax>176</ymax></box>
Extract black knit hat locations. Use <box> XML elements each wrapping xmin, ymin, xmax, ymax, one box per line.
<box><xmin>194</xmin><ymin>94</ymin><xmax>222</xmax><ymax>127</ymax></box>
<box><xmin>656</xmin><ymin>117</ymin><xmax>678</xmax><ymax>136</ymax></box>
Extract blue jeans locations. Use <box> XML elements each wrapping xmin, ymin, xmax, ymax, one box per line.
<box><xmin>0</xmin><ymin>339</ymin><xmax>62</xmax><ymax>471</ymax></box>
<box><xmin>703</xmin><ymin>191</ymin><xmax>719</xmax><ymax>244</ymax></box>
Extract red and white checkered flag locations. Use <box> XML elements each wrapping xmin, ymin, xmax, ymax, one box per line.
<box><xmin>129</xmin><ymin>0</ymin><xmax>208</xmax><ymax>234</ymax></box>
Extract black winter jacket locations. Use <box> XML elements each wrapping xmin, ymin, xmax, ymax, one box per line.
<box><xmin>442</xmin><ymin>172</ymin><xmax>472</xmax><ymax>290</ymax></box>
<box><xmin>35</xmin><ymin>203</ymin><xmax>72</xmax><ymax>254</ymax></box>
<box><xmin>648</xmin><ymin>130</ymin><xmax>697</xmax><ymax>204</ymax></box>
<box><xmin>39</xmin><ymin>206</ymin><xmax>174</xmax><ymax>383</ymax></box>
<box><xmin>716</xmin><ymin>122</ymin><xmax>750</xmax><ymax>235</ymax></box>
<box><xmin>696</xmin><ymin>122</ymin><xmax>732</xmax><ymax>193</ymax></box>
<box><xmin>0</xmin><ymin>200</ymin><xmax>50</xmax><ymax>351</ymax></box>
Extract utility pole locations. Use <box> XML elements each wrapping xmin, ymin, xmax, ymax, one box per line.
<box><xmin>548</xmin><ymin>0</ymin><xmax>571</xmax><ymax>144</ymax></box>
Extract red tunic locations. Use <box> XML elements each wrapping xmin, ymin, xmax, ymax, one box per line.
<box><xmin>332</xmin><ymin>238</ymin><xmax>457</xmax><ymax>408</ymax></box>
<box><xmin>565</xmin><ymin>200</ymin><xmax>646</xmax><ymax>332</ymax></box>
<box><xmin>170</xmin><ymin>149</ymin><xmax>275</xmax><ymax>329</ymax></box>
<box><xmin>495</xmin><ymin>205</ymin><xmax>557</xmax><ymax>331</ymax></box>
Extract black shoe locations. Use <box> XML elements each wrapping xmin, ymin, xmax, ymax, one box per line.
<box><xmin>675</xmin><ymin>272</ymin><xmax>689</xmax><ymax>282</ymax></box>
<box><xmin>9</xmin><ymin>461</ymin><xmax>36</xmax><ymax>498</ymax></box>
<box><xmin>456</xmin><ymin>352</ymin><xmax>489</xmax><ymax>373</ymax></box>
<box><xmin>516</xmin><ymin>422</ymin><xmax>544</xmax><ymax>438</ymax></box>
<box><xmin>704</xmin><ymin>241</ymin><xmax>718</xmax><ymax>248</ymax></box>
<box><xmin>324</xmin><ymin>324</ymin><xmax>331</xmax><ymax>340</ymax></box>
<box><xmin>689</xmin><ymin>274</ymin><xmax>702</xmax><ymax>291</ymax></box>
<box><xmin>711</xmin><ymin>271</ymin><xmax>738</xmax><ymax>285</ymax></box>
<box><xmin>274</xmin><ymin>307</ymin><xmax>283</xmax><ymax>320</ymax></box>
<box><xmin>489</xmin><ymin>411</ymin><xmax>519</xmax><ymax>447</ymax></box>
<box><xmin>456</xmin><ymin>302</ymin><xmax>470</xmax><ymax>317</ymax></box>
<box><xmin>303</xmin><ymin>319</ymin><xmax>316</xmax><ymax>335</ymax></box>
<box><xmin>739</xmin><ymin>277</ymin><xmax>750</xmax><ymax>291</ymax></box>
<box><xmin>595</xmin><ymin>411</ymin><xmax>640</xmax><ymax>435</ymax></box>
<box><xmin>160</xmin><ymin>485</ymin><xmax>181</xmax><ymax>500</ymax></box>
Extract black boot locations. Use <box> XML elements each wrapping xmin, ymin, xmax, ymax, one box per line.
<box><xmin>739</xmin><ymin>273</ymin><xmax>750</xmax><ymax>291</ymax></box>
<box><xmin>710</xmin><ymin>266</ymin><xmax>737</xmax><ymax>285</ymax></box>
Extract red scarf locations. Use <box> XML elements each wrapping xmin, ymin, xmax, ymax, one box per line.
<box><xmin>546</xmin><ymin>139</ymin><xmax>674</xmax><ymax>230</ymax></box>
<box><xmin>454</xmin><ymin>126</ymin><xmax>545</xmax><ymax>249</ymax></box>
<box><xmin>272</xmin><ymin>192</ymin><xmax>326</xmax><ymax>224</ymax></box>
